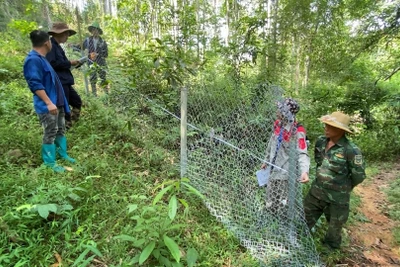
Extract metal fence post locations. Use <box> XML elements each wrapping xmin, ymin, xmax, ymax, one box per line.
<box><xmin>180</xmin><ymin>87</ymin><xmax>188</xmax><ymax>178</ymax></box>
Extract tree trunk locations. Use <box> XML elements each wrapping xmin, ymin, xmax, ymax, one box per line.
<box><xmin>225</xmin><ymin>0</ymin><xmax>229</xmax><ymax>45</ymax></box>
<box><xmin>267</xmin><ymin>0</ymin><xmax>278</xmax><ymax>81</ymax></box>
<box><xmin>303</xmin><ymin>54</ymin><xmax>310</xmax><ymax>88</ymax></box>
<box><xmin>196</xmin><ymin>0</ymin><xmax>200</xmax><ymax>59</ymax></box>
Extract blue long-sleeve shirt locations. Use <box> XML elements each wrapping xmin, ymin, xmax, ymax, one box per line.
<box><xmin>23</xmin><ymin>50</ymin><xmax>70</xmax><ymax>114</ymax></box>
<box><xmin>45</xmin><ymin>38</ymin><xmax>75</xmax><ymax>86</ymax></box>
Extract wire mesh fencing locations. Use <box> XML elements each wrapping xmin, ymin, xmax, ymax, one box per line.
<box><xmin>110</xmin><ymin>81</ymin><xmax>323</xmax><ymax>266</ymax></box>
<box><xmin>184</xmin><ymin>83</ymin><xmax>322</xmax><ymax>266</ymax></box>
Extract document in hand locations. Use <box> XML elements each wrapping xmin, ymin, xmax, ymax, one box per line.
<box><xmin>256</xmin><ymin>168</ymin><xmax>271</xmax><ymax>187</ymax></box>
<box><xmin>78</xmin><ymin>56</ymin><xmax>88</xmax><ymax>64</ymax></box>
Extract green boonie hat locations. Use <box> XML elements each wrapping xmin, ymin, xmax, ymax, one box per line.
<box><xmin>88</xmin><ymin>22</ymin><xmax>103</xmax><ymax>35</ymax></box>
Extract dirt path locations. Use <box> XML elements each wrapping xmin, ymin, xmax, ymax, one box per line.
<box><xmin>342</xmin><ymin>161</ymin><xmax>400</xmax><ymax>267</ymax></box>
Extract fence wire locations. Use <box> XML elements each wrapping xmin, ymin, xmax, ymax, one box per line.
<box><xmin>110</xmin><ymin>82</ymin><xmax>323</xmax><ymax>266</ymax></box>
<box><xmin>186</xmin><ymin>84</ymin><xmax>322</xmax><ymax>267</ymax></box>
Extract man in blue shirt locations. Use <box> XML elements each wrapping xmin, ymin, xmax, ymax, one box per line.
<box><xmin>46</xmin><ymin>22</ymin><xmax>82</xmax><ymax>130</ymax></box>
<box><xmin>23</xmin><ymin>30</ymin><xmax>76</xmax><ymax>172</ymax></box>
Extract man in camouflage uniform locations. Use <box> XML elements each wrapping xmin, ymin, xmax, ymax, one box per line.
<box><xmin>304</xmin><ymin>111</ymin><xmax>366</xmax><ymax>251</ymax></box>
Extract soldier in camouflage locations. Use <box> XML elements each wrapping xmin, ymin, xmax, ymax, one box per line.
<box><xmin>304</xmin><ymin>111</ymin><xmax>366</xmax><ymax>251</ymax></box>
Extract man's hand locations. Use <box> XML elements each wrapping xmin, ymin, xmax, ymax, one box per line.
<box><xmin>90</xmin><ymin>52</ymin><xmax>98</xmax><ymax>60</ymax></box>
<box><xmin>70</xmin><ymin>60</ymin><xmax>80</xmax><ymax>66</ymax></box>
<box><xmin>35</xmin><ymin>90</ymin><xmax>58</xmax><ymax>115</ymax></box>
<box><xmin>298</xmin><ymin>172</ymin><xmax>309</xmax><ymax>183</ymax></box>
<box><xmin>47</xmin><ymin>103</ymin><xmax>58</xmax><ymax>115</ymax></box>
<box><xmin>261</xmin><ymin>163</ymin><xmax>267</xmax><ymax>169</ymax></box>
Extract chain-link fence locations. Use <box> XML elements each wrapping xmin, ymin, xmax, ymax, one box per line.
<box><xmin>184</xmin><ymin>83</ymin><xmax>322</xmax><ymax>266</ymax></box>
<box><xmin>109</xmin><ymin>80</ymin><xmax>323</xmax><ymax>266</ymax></box>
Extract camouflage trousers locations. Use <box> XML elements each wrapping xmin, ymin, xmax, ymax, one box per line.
<box><xmin>37</xmin><ymin>107</ymin><xmax>65</xmax><ymax>144</ymax></box>
<box><xmin>303</xmin><ymin>191</ymin><xmax>350</xmax><ymax>249</ymax></box>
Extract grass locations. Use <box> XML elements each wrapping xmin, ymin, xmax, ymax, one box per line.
<box><xmin>386</xmin><ymin>172</ymin><xmax>400</xmax><ymax>245</ymax></box>
<box><xmin>0</xmin><ymin>82</ymin><xmax>257</xmax><ymax>266</ymax></box>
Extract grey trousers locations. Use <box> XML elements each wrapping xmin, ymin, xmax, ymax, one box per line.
<box><xmin>38</xmin><ymin>107</ymin><xmax>65</xmax><ymax>144</ymax></box>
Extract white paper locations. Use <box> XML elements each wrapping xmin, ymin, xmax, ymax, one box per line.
<box><xmin>256</xmin><ymin>168</ymin><xmax>270</xmax><ymax>187</ymax></box>
<box><xmin>78</xmin><ymin>56</ymin><xmax>88</xmax><ymax>63</ymax></box>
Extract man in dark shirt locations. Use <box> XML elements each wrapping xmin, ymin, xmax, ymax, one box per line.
<box><xmin>46</xmin><ymin>22</ymin><xmax>82</xmax><ymax>130</ymax></box>
<box><xmin>304</xmin><ymin>111</ymin><xmax>366</xmax><ymax>251</ymax></box>
<box><xmin>83</xmin><ymin>22</ymin><xmax>109</xmax><ymax>96</ymax></box>
<box><xmin>23</xmin><ymin>30</ymin><xmax>76</xmax><ymax>172</ymax></box>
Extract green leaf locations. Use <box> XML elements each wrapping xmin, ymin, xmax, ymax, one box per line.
<box><xmin>60</xmin><ymin>204</ymin><xmax>73</xmax><ymax>211</ymax></box>
<box><xmin>186</xmin><ymin>248</ymin><xmax>199</xmax><ymax>267</ymax></box>
<box><xmin>37</xmin><ymin>204</ymin><xmax>57</xmax><ymax>219</ymax></box>
<box><xmin>163</xmin><ymin>234</ymin><xmax>181</xmax><ymax>263</ymax></box>
<box><xmin>152</xmin><ymin>248</ymin><xmax>160</xmax><ymax>259</ymax></box>
<box><xmin>129</xmin><ymin>254</ymin><xmax>140</xmax><ymax>264</ymax></box>
<box><xmin>15</xmin><ymin>204</ymin><xmax>33</xmax><ymax>211</ymax></box>
<box><xmin>79</xmin><ymin>255</ymin><xmax>96</xmax><ymax>267</ymax></box>
<box><xmin>182</xmin><ymin>182</ymin><xmax>204</xmax><ymax>199</ymax></box>
<box><xmin>172</xmin><ymin>262</ymin><xmax>183</xmax><ymax>267</ymax></box>
<box><xmin>128</xmin><ymin>204</ymin><xmax>138</xmax><ymax>213</ymax></box>
<box><xmin>159</xmin><ymin>255</ymin><xmax>172</xmax><ymax>267</ymax></box>
<box><xmin>72</xmin><ymin>248</ymin><xmax>90</xmax><ymax>266</ymax></box>
<box><xmin>168</xmin><ymin>195</ymin><xmax>178</xmax><ymax>220</ymax></box>
<box><xmin>139</xmin><ymin>241</ymin><xmax>155</xmax><ymax>265</ymax></box>
<box><xmin>153</xmin><ymin>184</ymin><xmax>173</xmax><ymax>205</ymax></box>
<box><xmin>83</xmin><ymin>244</ymin><xmax>103</xmax><ymax>257</ymax></box>
<box><xmin>133</xmin><ymin>238</ymin><xmax>146</xmax><ymax>247</ymax></box>
<box><xmin>178</xmin><ymin>198</ymin><xmax>188</xmax><ymax>209</ymax></box>
<box><xmin>68</xmin><ymin>193</ymin><xmax>81</xmax><ymax>201</ymax></box>
<box><xmin>180</xmin><ymin>177</ymin><xmax>190</xmax><ymax>183</ymax></box>
<box><xmin>114</xmin><ymin>234</ymin><xmax>136</xmax><ymax>242</ymax></box>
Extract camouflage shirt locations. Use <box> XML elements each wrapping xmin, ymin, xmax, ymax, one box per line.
<box><xmin>309</xmin><ymin>135</ymin><xmax>366</xmax><ymax>204</ymax></box>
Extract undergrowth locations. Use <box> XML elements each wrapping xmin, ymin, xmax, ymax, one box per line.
<box><xmin>0</xmin><ymin>83</ymin><xmax>257</xmax><ymax>266</ymax></box>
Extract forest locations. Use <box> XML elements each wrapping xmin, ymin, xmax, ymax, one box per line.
<box><xmin>0</xmin><ymin>0</ymin><xmax>399</xmax><ymax>266</ymax></box>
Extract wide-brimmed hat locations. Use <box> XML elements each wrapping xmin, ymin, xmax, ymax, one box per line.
<box><xmin>88</xmin><ymin>22</ymin><xmax>103</xmax><ymax>35</ymax></box>
<box><xmin>319</xmin><ymin>111</ymin><xmax>353</xmax><ymax>134</ymax></box>
<box><xmin>48</xmin><ymin>22</ymin><xmax>76</xmax><ymax>36</ymax></box>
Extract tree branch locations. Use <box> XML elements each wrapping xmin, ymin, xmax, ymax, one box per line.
<box><xmin>384</xmin><ymin>66</ymin><xmax>400</xmax><ymax>81</ymax></box>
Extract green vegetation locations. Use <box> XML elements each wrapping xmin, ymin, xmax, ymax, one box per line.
<box><xmin>0</xmin><ymin>85</ymin><xmax>257</xmax><ymax>266</ymax></box>
<box><xmin>386</xmin><ymin>173</ymin><xmax>400</xmax><ymax>245</ymax></box>
<box><xmin>0</xmin><ymin>0</ymin><xmax>399</xmax><ymax>266</ymax></box>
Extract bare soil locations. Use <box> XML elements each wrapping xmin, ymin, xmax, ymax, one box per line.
<box><xmin>340</xmin><ymin>161</ymin><xmax>400</xmax><ymax>267</ymax></box>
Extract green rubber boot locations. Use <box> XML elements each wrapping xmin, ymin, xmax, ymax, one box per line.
<box><xmin>54</xmin><ymin>136</ymin><xmax>76</xmax><ymax>164</ymax></box>
<box><xmin>42</xmin><ymin>144</ymin><xmax>65</xmax><ymax>172</ymax></box>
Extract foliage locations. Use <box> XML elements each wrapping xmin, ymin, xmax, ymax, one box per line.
<box><xmin>386</xmin><ymin>174</ymin><xmax>400</xmax><ymax>228</ymax></box>
<box><xmin>114</xmin><ymin>178</ymin><xmax>203</xmax><ymax>266</ymax></box>
<box><xmin>0</xmin><ymin>80</ymin><xmax>257</xmax><ymax>266</ymax></box>
<box><xmin>1</xmin><ymin>0</ymin><xmax>400</xmax><ymax>265</ymax></box>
